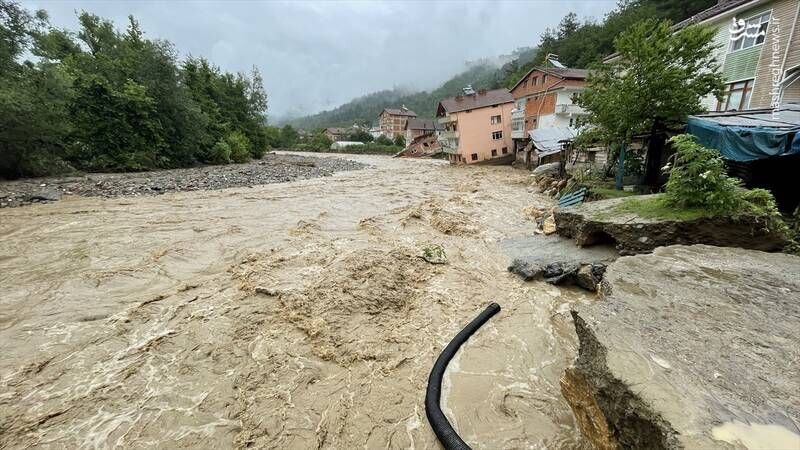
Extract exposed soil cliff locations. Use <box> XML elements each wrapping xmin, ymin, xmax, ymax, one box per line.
<box><xmin>562</xmin><ymin>245</ymin><xmax>800</xmax><ymax>449</ymax></box>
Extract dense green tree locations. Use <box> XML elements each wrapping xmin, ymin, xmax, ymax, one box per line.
<box><xmin>393</xmin><ymin>134</ymin><xmax>405</xmax><ymax>147</ymax></box>
<box><xmin>348</xmin><ymin>129</ymin><xmax>373</xmax><ymax>143</ymax></box>
<box><xmin>576</xmin><ymin>19</ymin><xmax>723</xmax><ymax>143</ymax></box>
<box><xmin>576</xmin><ymin>19</ymin><xmax>724</xmax><ymax>185</ymax></box>
<box><xmin>0</xmin><ymin>2</ymin><xmax>71</xmax><ymax>178</ymax></box>
<box><xmin>375</xmin><ymin>135</ymin><xmax>393</xmax><ymax>146</ymax></box>
<box><xmin>1</xmin><ymin>1</ymin><xmax>270</xmax><ymax>177</ymax></box>
<box><xmin>280</xmin><ymin>124</ymin><xmax>299</xmax><ymax>147</ymax></box>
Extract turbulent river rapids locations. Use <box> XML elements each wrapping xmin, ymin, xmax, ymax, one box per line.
<box><xmin>0</xmin><ymin>153</ymin><xmax>592</xmax><ymax>449</ymax></box>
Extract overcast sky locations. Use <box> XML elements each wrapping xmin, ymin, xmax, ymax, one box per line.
<box><xmin>23</xmin><ymin>0</ymin><xmax>618</xmax><ymax>119</ymax></box>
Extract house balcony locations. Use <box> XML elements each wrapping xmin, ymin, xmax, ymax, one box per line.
<box><xmin>438</xmin><ymin>115</ymin><xmax>456</xmax><ymax>125</ymax></box>
<box><xmin>511</xmin><ymin>108</ymin><xmax>525</xmax><ymax>120</ymax></box>
<box><xmin>555</xmin><ymin>103</ymin><xmax>585</xmax><ymax>115</ymax></box>
<box><xmin>439</xmin><ymin>130</ymin><xmax>459</xmax><ymax>140</ymax></box>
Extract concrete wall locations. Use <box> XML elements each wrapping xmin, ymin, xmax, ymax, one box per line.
<box><xmin>453</xmin><ymin>102</ymin><xmax>514</xmax><ymax>164</ymax></box>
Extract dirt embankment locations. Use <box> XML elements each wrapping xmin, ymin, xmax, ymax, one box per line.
<box><xmin>0</xmin><ymin>152</ymin><xmax>365</xmax><ymax>208</ymax></box>
<box><xmin>0</xmin><ymin>154</ymin><xmax>592</xmax><ymax>449</ymax></box>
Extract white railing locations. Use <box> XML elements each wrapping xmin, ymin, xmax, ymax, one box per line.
<box><xmin>439</xmin><ymin>130</ymin><xmax>459</xmax><ymax>140</ymax></box>
<box><xmin>555</xmin><ymin>104</ymin><xmax>585</xmax><ymax>115</ymax></box>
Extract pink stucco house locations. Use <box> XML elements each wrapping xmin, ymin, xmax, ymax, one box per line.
<box><xmin>436</xmin><ymin>88</ymin><xmax>515</xmax><ymax>165</ymax></box>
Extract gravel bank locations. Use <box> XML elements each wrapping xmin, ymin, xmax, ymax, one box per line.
<box><xmin>0</xmin><ymin>152</ymin><xmax>366</xmax><ymax>208</ymax></box>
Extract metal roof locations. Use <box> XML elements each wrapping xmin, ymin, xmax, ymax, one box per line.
<box><xmin>529</xmin><ymin>127</ymin><xmax>578</xmax><ymax>156</ymax></box>
<box><xmin>691</xmin><ymin>105</ymin><xmax>800</xmax><ymax>129</ymax></box>
<box><xmin>509</xmin><ymin>66</ymin><xmax>590</xmax><ymax>92</ymax></box>
<box><xmin>382</xmin><ymin>108</ymin><xmax>417</xmax><ymax>117</ymax></box>
<box><xmin>438</xmin><ymin>88</ymin><xmax>514</xmax><ymax>114</ymax></box>
<box><xmin>405</xmin><ymin>118</ymin><xmax>442</xmax><ymax>131</ymax></box>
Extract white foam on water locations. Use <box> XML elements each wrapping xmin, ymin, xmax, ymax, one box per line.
<box><xmin>711</xmin><ymin>421</ymin><xmax>800</xmax><ymax>450</ymax></box>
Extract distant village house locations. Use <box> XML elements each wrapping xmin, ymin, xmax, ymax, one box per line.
<box><xmin>509</xmin><ymin>63</ymin><xmax>589</xmax><ymax>167</ymax></box>
<box><xmin>378</xmin><ymin>106</ymin><xmax>417</xmax><ymax>139</ymax></box>
<box><xmin>323</xmin><ymin>127</ymin><xmax>352</xmax><ymax>142</ymax></box>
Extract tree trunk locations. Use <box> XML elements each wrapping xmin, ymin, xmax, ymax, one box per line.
<box><xmin>643</xmin><ymin>119</ymin><xmax>666</xmax><ymax>190</ymax></box>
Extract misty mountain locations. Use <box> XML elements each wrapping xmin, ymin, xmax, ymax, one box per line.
<box><xmin>283</xmin><ymin>47</ymin><xmax>536</xmax><ymax>129</ymax></box>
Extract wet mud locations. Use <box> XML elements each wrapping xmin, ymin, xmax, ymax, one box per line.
<box><xmin>0</xmin><ymin>153</ymin><xmax>591</xmax><ymax>448</ymax></box>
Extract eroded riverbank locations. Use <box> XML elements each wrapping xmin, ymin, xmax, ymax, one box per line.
<box><xmin>0</xmin><ymin>153</ymin><xmax>592</xmax><ymax>448</ymax></box>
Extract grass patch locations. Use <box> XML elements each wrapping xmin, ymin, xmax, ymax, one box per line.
<box><xmin>615</xmin><ymin>196</ymin><xmax>709</xmax><ymax>221</ymax></box>
<box><xmin>591</xmin><ymin>195</ymin><xmax>710</xmax><ymax>222</ymax></box>
<box><xmin>591</xmin><ymin>186</ymin><xmax>640</xmax><ymax>199</ymax></box>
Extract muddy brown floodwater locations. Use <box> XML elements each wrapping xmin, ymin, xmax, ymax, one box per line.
<box><xmin>0</xmin><ymin>153</ymin><xmax>591</xmax><ymax>449</ymax></box>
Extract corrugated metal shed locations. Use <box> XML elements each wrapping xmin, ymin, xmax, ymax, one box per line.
<box><xmin>528</xmin><ymin>127</ymin><xmax>578</xmax><ymax>156</ymax></box>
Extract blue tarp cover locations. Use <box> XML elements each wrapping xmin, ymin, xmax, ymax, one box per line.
<box><xmin>687</xmin><ymin>116</ymin><xmax>800</xmax><ymax>162</ymax></box>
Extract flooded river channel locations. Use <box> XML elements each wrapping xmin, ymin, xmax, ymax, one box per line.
<box><xmin>0</xmin><ymin>153</ymin><xmax>591</xmax><ymax>449</ymax></box>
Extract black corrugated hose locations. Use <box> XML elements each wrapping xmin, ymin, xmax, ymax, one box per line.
<box><xmin>425</xmin><ymin>303</ymin><xmax>502</xmax><ymax>450</ymax></box>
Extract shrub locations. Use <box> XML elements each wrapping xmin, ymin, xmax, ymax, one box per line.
<box><xmin>348</xmin><ymin>129</ymin><xmax>374</xmax><ymax>143</ymax></box>
<box><xmin>375</xmin><ymin>135</ymin><xmax>393</xmax><ymax>146</ymax></box>
<box><xmin>663</xmin><ymin>134</ymin><xmax>742</xmax><ymax>214</ymax></box>
<box><xmin>208</xmin><ymin>140</ymin><xmax>231</xmax><ymax>164</ymax></box>
<box><xmin>393</xmin><ymin>134</ymin><xmax>405</xmax><ymax>147</ymax></box>
<box><xmin>227</xmin><ymin>131</ymin><xmax>251</xmax><ymax>163</ymax></box>
<box><xmin>661</xmin><ymin>134</ymin><xmax>788</xmax><ymax>235</ymax></box>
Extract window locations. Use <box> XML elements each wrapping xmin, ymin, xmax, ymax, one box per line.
<box><xmin>471</xmin><ymin>153</ymin><xmax>478</xmax><ymax>161</ymax></box>
<box><xmin>729</xmin><ymin>12</ymin><xmax>770</xmax><ymax>52</ymax></box>
<box><xmin>491</xmin><ymin>149</ymin><xmax>497</xmax><ymax>157</ymax></box>
<box><xmin>492</xmin><ymin>131</ymin><xmax>503</xmax><ymax>140</ymax></box>
<box><xmin>717</xmin><ymin>79</ymin><xmax>754</xmax><ymax>111</ymax></box>
<box><xmin>532</xmin><ymin>77</ymin><xmax>538</xmax><ymax>85</ymax></box>
<box><xmin>490</xmin><ymin>115</ymin><xmax>502</xmax><ymax>124</ymax></box>
<box><xmin>542</xmin><ymin>75</ymin><xmax>547</xmax><ymax>83</ymax></box>
<box><xmin>502</xmin><ymin>147</ymin><xmax>508</xmax><ymax>154</ymax></box>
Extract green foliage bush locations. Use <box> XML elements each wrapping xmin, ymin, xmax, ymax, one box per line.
<box><xmin>393</xmin><ymin>134</ymin><xmax>405</xmax><ymax>147</ymax></box>
<box><xmin>663</xmin><ymin>135</ymin><xmax>742</xmax><ymax>214</ymax></box>
<box><xmin>353</xmin><ymin>143</ymin><xmax>402</xmax><ymax>154</ymax></box>
<box><xmin>227</xmin><ymin>131</ymin><xmax>251</xmax><ymax>163</ymax></box>
<box><xmin>348</xmin><ymin>129</ymin><xmax>373</xmax><ymax>143</ymax></box>
<box><xmin>661</xmin><ymin>135</ymin><xmax>787</xmax><ymax>234</ymax></box>
<box><xmin>375</xmin><ymin>135</ymin><xmax>393</xmax><ymax>146</ymax></box>
<box><xmin>208</xmin><ymin>140</ymin><xmax>231</xmax><ymax>164</ymax></box>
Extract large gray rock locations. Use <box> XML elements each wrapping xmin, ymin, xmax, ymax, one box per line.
<box><xmin>562</xmin><ymin>245</ymin><xmax>800</xmax><ymax>449</ymax></box>
<box><xmin>502</xmin><ymin>234</ymin><xmax>617</xmax><ymax>290</ymax></box>
<box><xmin>555</xmin><ymin>195</ymin><xmax>790</xmax><ymax>255</ymax></box>
<box><xmin>531</xmin><ymin>162</ymin><xmax>560</xmax><ymax>177</ymax></box>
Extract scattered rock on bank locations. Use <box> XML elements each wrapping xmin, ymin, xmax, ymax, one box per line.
<box><xmin>0</xmin><ymin>153</ymin><xmax>366</xmax><ymax>208</ymax></box>
<box><xmin>562</xmin><ymin>245</ymin><xmax>800</xmax><ymax>449</ymax></box>
<box><xmin>555</xmin><ymin>194</ymin><xmax>790</xmax><ymax>254</ymax></box>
